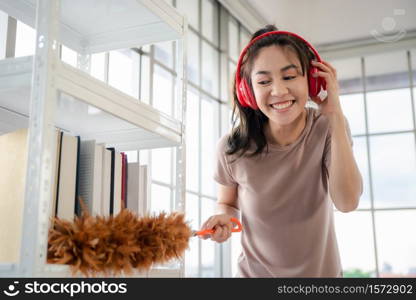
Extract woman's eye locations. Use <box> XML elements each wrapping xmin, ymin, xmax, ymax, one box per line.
<box><xmin>283</xmin><ymin>76</ymin><xmax>296</xmax><ymax>80</ymax></box>
<box><xmin>258</xmin><ymin>80</ymin><xmax>270</xmax><ymax>85</ymax></box>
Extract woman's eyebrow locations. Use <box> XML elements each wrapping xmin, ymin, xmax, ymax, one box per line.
<box><xmin>254</xmin><ymin>64</ymin><xmax>299</xmax><ymax>75</ymax></box>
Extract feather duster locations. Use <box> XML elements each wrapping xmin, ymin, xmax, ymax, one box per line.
<box><xmin>47</xmin><ymin>200</ymin><xmax>193</xmax><ymax>277</ymax></box>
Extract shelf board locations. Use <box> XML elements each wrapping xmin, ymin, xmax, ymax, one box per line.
<box><xmin>0</xmin><ymin>56</ymin><xmax>182</xmax><ymax>150</ymax></box>
<box><xmin>0</xmin><ymin>0</ymin><xmax>184</xmax><ymax>53</ymax></box>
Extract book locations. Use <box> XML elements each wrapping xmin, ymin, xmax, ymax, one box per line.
<box><xmin>127</xmin><ymin>162</ymin><xmax>140</xmax><ymax>214</ymax></box>
<box><xmin>138</xmin><ymin>165</ymin><xmax>149</xmax><ymax>216</ymax></box>
<box><xmin>113</xmin><ymin>151</ymin><xmax>122</xmax><ymax>215</ymax></box>
<box><xmin>55</xmin><ymin>132</ymin><xmax>79</xmax><ymax>220</ymax></box>
<box><xmin>0</xmin><ymin>128</ymin><xmax>28</xmax><ymax>262</ymax></box>
<box><xmin>107</xmin><ymin>148</ymin><xmax>115</xmax><ymax>215</ymax></box>
<box><xmin>101</xmin><ymin>146</ymin><xmax>112</xmax><ymax>216</ymax></box>
<box><xmin>50</xmin><ymin>129</ymin><xmax>62</xmax><ymax>218</ymax></box>
<box><xmin>77</xmin><ymin>140</ymin><xmax>103</xmax><ymax>216</ymax></box>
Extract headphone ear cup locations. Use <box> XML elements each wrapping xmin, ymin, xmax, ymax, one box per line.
<box><xmin>308</xmin><ymin>66</ymin><xmax>319</xmax><ymax>97</ymax></box>
<box><xmin>308</xmin><ymin>65</ymin><xmax>326</xmax><ymax>98</ymax></box>
<box><xmin>239</xmin><ymin>78</ymin><xmax>258</xmax><ymax>109</ymax></box>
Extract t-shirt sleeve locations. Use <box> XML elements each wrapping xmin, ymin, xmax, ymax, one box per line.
<box><xmin>323</xmin><ymin>115</ymin><xmax>353</xmax><ymax>174</ymax></box>
<box><xmin>213</xmin><ymin>136</ymin><xmax>238</xmax><ymax>187</ymax></box>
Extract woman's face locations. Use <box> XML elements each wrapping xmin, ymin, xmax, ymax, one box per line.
<box><xmin>250</xmin><ymin>45</ymin><xmax>309</xmax><ymax>127</ymax></box>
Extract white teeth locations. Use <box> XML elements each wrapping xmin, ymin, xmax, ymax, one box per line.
<box><xmin>271</xmin><ymin>100</ymin><xmax>294</xmax><ymax>110</ymax></box>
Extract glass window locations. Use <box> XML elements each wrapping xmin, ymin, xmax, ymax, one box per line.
<box><xmin>330</xmin><ymin>57</ymin><xmax>363</xmax><ymax>94</ymax></box>
<box><xmin>239</xmin><ymin>28</ymin><xmax>250</xmax><ymax>52</ymax></box>
<box><xmin>228</xmin><ymin>17</ymin><xmax>239</xmax><ymax>61</ymax></box>
<box><xmin>352</xmin><ymin>137</ymin><xmax>371</xmax><ymax>209</ymax></box>
<box><xmin>375</xmin><ymin>210</ymin><xmax>416</xmax><ymax>277</ymax></box>
<box><xmin>108</xmin><ymin>49</ymin><xmax>140</xmax><ymax>99</ymax></box>
<box><xmin>201</xmin><ymin>97</ymin><xmax>219</xmax><ymax>197</ymax></box>
<box><xmin>186</xmin><ymin>88</ymin><xmax>200</xmax><ymax>192</ymax></box>
<box><xmin>90</xmin><ymin>52</ymin><xmax>106</xmax><ymax>81</ymax></box>
<box><xmin>185</xmin><ymin>193</ymin><xmax>200</xmax><ymax>277</ymax></box>
<box><xmin>153</xmin><ymin>64</ymin><xmax>173</xmax><ymax>116</ymax></box>
<box><xmin>151</xmin><ymin>147</ymin><xmax>172</xmax><ymax>185</ymax></box>
<box><xmin>370</xmin><ymin>133</ymin><xmax>416</xmax><ymax>208</ymax></box>
<box><xmin>154</xmin><ymin>41</ymin><xmax>173</xmax><ymax>68</ymax></box>
<box><xmin>201</xmin><ymin>0</ymin><xmax>218</xmax><ymax>45</ymax></box>
<box><xmin>334</xmin><ymin>211</ymin><xmax>376</xmax><ymax>277</ymax></box>
<box><xmin>339</xmin><ymin>93</ymin><xmax>366</xmax><ymax>135</ymax></box>
<box><xmin>140</xmin><ymin>54</ymin><xmax>150</xmax><ymax>105</ymax></box>
<box><xmin>200</xmin><ymin>197</ymin><xmax>216</xmax><ymax>277</ymax></box>
<box><xmin>366</xmin><ymin>88</ymin><xmax>413</xmax><ymax>134</ymax></box>
<box><xmin>150</xmin><ymin>184</ymin><xmax>171</xmax><ymax>214</ymax></box>
<box><xmin>15</xmin><ymin>21</ymin><xmax>35</xmax><ymax>57</ymax></box>
<box><xmin>61</xmin><ymin>45</ymin><xmax>77</xmax><ymax>67</ymax></box>
<box><xmin>365</xmin><ymin>50</ymin><xmax>409</xmax><ymax>91</ymax></box>
<box><xmin>187</xmin><ymin>30</ymin><xmax>200</xmax><ymax>84</ymax></box>
<box><xmin>411</xmin><ymin>49</ymin><xmax>416</xmax><ymax>86</ymax></box>
<box><xmin>231</xmin><ymin>231</ymin><xmax>242</xmax><ymax>277</ymax></box>
<box><xmin>202</xmin><ymin>41</ymin><xmax>219</xmax><ymax>97</ymax></box>
<box><xmin>176</xmin><ymin>0</ymin><xmax>199</xmax><ymax>30</ymax></box>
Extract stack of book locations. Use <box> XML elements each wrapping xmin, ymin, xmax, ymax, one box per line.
<box><xmin>0</xmin><ymin>128</ymin><xmax>149</xmax><ymax>263</ymax></box>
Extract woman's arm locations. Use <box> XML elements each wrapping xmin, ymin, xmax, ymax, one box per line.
<box><xmin>215</xmin><ymin>184</ymin><xmax>239</xmax><ymax>218</ymax></box>
<box><xmin>328</xmin><ymin>113</ymin><xmax>363</xmax><ymax>212</ymax></box>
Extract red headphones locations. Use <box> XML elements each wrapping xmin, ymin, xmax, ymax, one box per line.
<box><xmin>235</xmin><ymin>30</ymin><xmax>326</xmax><ymax>110</ymax></box>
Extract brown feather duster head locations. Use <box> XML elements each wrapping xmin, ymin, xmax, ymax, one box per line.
<box><xmin>47</xmin><ymin>209</ymin><xmax>193</xmax><ymax>277</ymax></box>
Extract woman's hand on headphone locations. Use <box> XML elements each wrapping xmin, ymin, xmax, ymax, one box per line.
<box><xmin>310</xmin><ymin>60</ymin><xmax>343</xmax><ymax>117</ymax></box>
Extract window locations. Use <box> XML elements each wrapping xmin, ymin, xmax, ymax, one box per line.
<box><xmin>331</xmin><ymin>49</ymin><xmax>416</xmax><ymax>277</ymax></box>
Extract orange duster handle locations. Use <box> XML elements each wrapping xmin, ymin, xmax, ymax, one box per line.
<box><xmin>194</xmin><ymin>217</ymin><xmax>242</xmax><ymax>236</ymax></box>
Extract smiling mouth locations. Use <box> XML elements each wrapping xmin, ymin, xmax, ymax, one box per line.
<box><xmin>270</xmin><ymin>100</ymin><xmax>296</xmax><ymax>110</ymax></box>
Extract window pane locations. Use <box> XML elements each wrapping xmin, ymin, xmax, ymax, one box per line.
<box><xmin>411</xmin><ymin>49</ymin><xmax>416</xmax><ymax>86</ymax></box>
<box><xmin>239</xmin><ymin>28</ymin><xmax>250</xmax><ymax>52</ymax></box>
<box><xmin>61</xmin><ymin>45</ymin><xmax>77</xmax><ymax>67</ymax></box>
<box><xmin>330</xmin><ymin>57</ymin><xmax>363</xmax><ymax>94</ymax></box>
<box><xmin>201</xmin><ymin>97</ymin><xmax>218</xmax><ymax>197</ymax></box>
<box><xmin>353</xmin><ymin>137</ymin><xmax>371</xmax><ymax>209</ymax></box>
<box><xmin>201</xmin><ymin>197</ymin><xmax>216</xmax><ymax>277</ymax></box>
<box><xmin>187</xmin><ymin>30</ymin><xmax>200</xmax><ymax>84</ymax></box>
<box><xmin>202</xmin><ymin>41</ymin><xmax>219</xmax><ymax>97</ymax></box>
<box><xmin>153</xmin><ymin>64</ymin><xmax>173</xmax><ymax>116</ymax></box>
<box><xmin>228</xmin><ymin>18</ymin><xmax>239</xmax><ymax>61</ymax></box>
<box><xmin>185</xmin><ymin>193</ymin><xmax>199</xmax><ymax>277</ymax></box>
<box><xmin>108</xmin><ymin>49</ymin><xmax>139</xmax><ymax>99</ymax></box>
<box><xmin>367</xmin><ymin>89</ymin><xmax>413</xmax><ymax>133</ymax></box>
<box><xmin>176</xmin><ymin>0</ymin><xmax>199</xmax><ymax>30</ymax></box>
<box><xmin>15</xmin><ymin>21</ymin><xmax>35</xmax><ymax>57</ymax></box>
<box><xmin>90</xmin><ymin>52</ymin><xmax>106</xmax><ymax>81</ymax></box>
<box><xmin>365</xmin><ymin>50</ymin><xmax>409</xmax><ymax>91</ymax></box>
<box><xmin>201</xmin><ymin>0</ymin><xmax>217</xmax><ymax>44</ymax></box>
<box><xmin>150</xmin><ymin>184</ymin><xmax>171</xmax><ymax>214</ymax></box>
<box><xmin>186</xmin><ymin>88</ymin><xmax>199</xmax><ymax>192</ymax></box>
<box><xmin>375</xmin><ymin>210</ymin><xmax>416</xmax><ymax>277</ymax></box>
<box><xmin>154</xmin><ymin>41</ymin><xmax>173</xmax><ymax>68</ymax></box>
<box><xmin>339</xmin><ymin>93</ymin><xmax>366</xmax><ymax>135</ymax></box>
<box><xmin>221</xmin><ymin>103</ymin><xmax>231</xmax><ymax>136</ymax></box>
<box><xmin>370</xmin><ymin>133</ymin><xmax>416</xmax><ymax>208</ymax></box>
<box><xmin>334</xmin><ymin>211</ymin><xmax>376</xmax><ymax>277</ymax></box>
<box><xmin>140</xmin><ymin>54</ymin><xmax>150</xmax><ymax>105</ymax></box>
<box><xmin>139</xmin><ymin>149</ymin><xmax>149</xmax><ymax>165</ymax></box>
<box><xmin>151</xmin><ymin>147</ymin><xmax>171</xmax><ymax>185</ymax></box>
<box><xmin>231</xmin><ymin>230</ymin><xmax>242</xmax><ymax>277</ymax></box>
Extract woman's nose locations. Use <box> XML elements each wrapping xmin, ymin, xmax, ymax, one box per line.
<box><xmin>270</xmin><ymin>80</ymin><xmax>289</xmax><ymax>97</ymax></box>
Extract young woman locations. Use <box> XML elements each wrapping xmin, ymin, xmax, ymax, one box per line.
<box><xmin>198</xmin><ymin>25</ymin><xmax>363</xmax><ymax>277</ymax></box>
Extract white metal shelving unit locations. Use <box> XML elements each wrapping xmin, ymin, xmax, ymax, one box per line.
<box><xmin>0</xmin><ymin>0</ymin><xmax>187</xmax><ymax>277</ymax></box>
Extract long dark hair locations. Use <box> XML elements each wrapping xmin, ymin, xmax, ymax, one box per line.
<box><xmin>226</xmin><ymin>25</ymin><xmax>316</xmax><ymax>163</ymax></box>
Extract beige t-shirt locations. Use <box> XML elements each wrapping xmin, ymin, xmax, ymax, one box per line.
<box><xmin>214</xmin><ymin>107</ymin><xmax>353</xmax><ymax>278</ymax></box>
